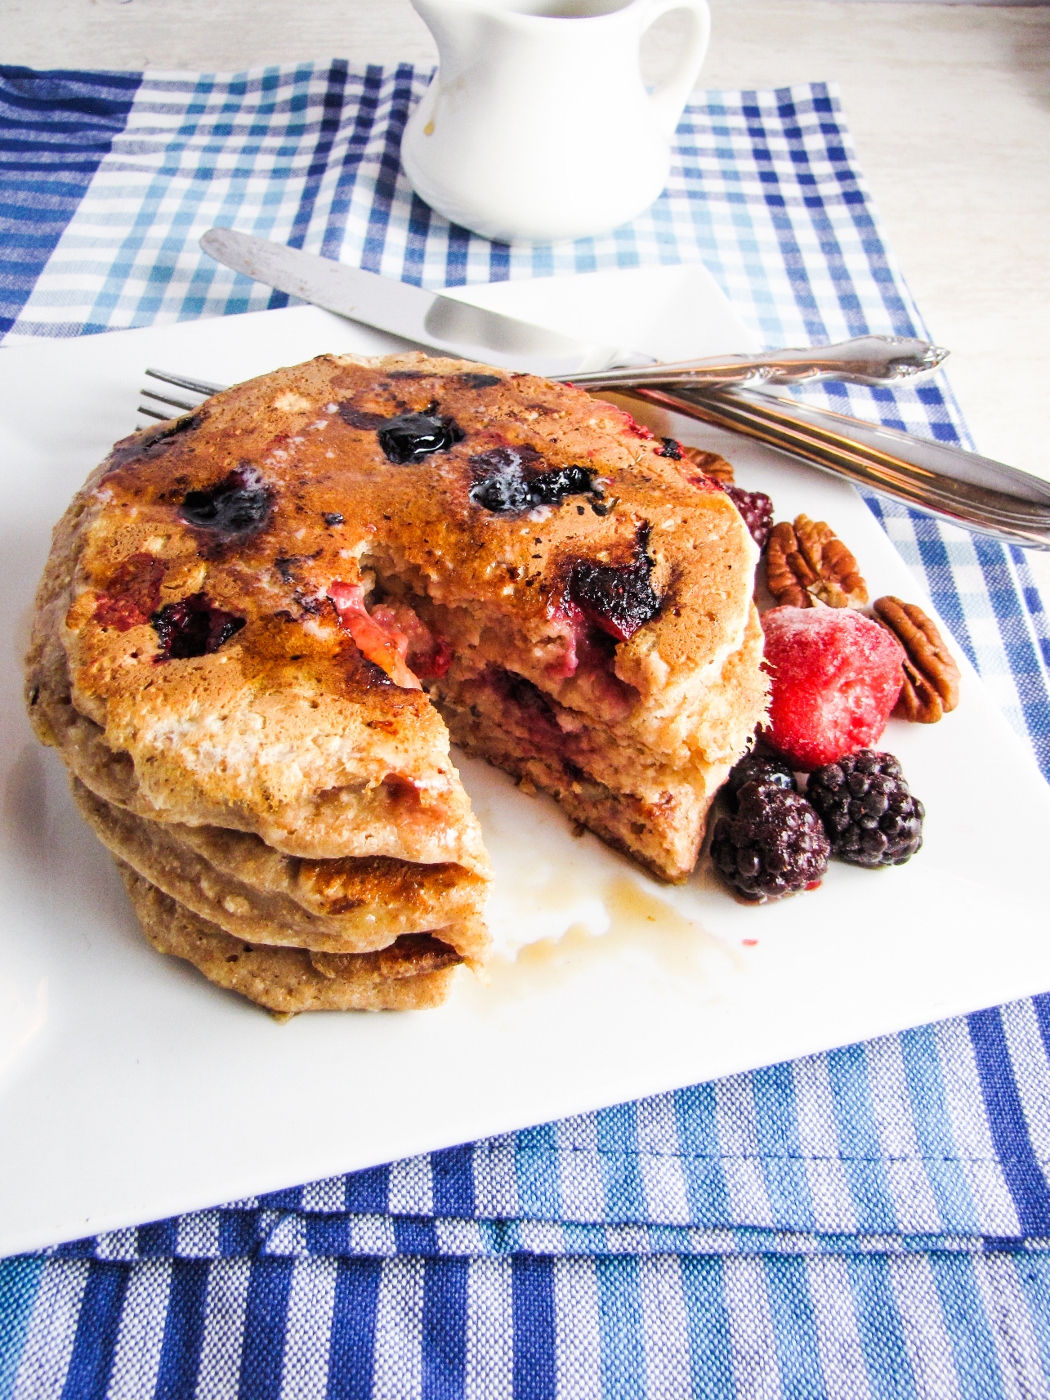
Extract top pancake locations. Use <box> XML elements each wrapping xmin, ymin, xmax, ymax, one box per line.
<box><xmin>26</xmin><ymin>352</ymin><xmax>760</xmax><ymax>865</ymax></box>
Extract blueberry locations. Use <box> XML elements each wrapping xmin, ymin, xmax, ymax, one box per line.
<box><xmin>456</xmin><ymin>373</ymin><xmax>502</xmax><ymax>389</ymax></box>
<box><xmin>657</xmin><ymin>438</ymin><xmax>683</xmax><ymax>460</ymax></box>
<box><xmin>528</xmin><ymin>465</ymin><xmax>594</xmax><ymax>506</ymax></box>
<box><xmin>180</xmin><ymin>466</ymin><xmax>271</xmax><ymax>538</ymax></box>
<box><xmin>151</xmin><ymin>593</ymin><xmax>246</xmax><ymax>660</ymax></box>
<box><xmin>377</xmin><ymin>411</ymin><xmax>463</xmax><ymax>464</ymax></box>
<box><xmin>468</xmin><ymin>447</ymin><xmax>593</xmax><ymax>514</ymax></box>
<box><xmin>566</xmin><ymin>524</ymin><xmax>661</xmax><ymax>642</ymax></box>
<box><xmin>469</xmin><ymin>447</ymin><xmax>533</xmax><ymax>513</ymax></box>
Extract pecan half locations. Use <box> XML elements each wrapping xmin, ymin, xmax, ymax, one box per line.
<box><xmin>681</xmin><ymin>445</ymin><xmax>735</xmax><ymax>483</ymax></box>
<box><xmin>766</xmin><ymin>514</ymin><xmax>868</xmax><ymax>608</ymax></box>
<box><xmin>873</xmin><ymin>595</ymin><xmax>961</xmax><ymax>723</ymax></box>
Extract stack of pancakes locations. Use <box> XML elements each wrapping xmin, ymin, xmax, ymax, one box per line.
<box><xmin>25</xmin><ymin>352</ymin><xmax>766</xmax><ymax>1012</ymax></box>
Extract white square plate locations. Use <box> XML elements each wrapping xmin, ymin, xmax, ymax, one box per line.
<box><xmin>2</xmin><ymin>264</ymin><xmax>1048</xmax><ymax>1257</ymax></box>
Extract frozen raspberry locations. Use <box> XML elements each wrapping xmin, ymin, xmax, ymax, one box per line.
<box><xmin>711</xmin><ymin>783</ymin><xmax>829</xmax><ymax>901</ymax></box>
<box><xmin>807</xmin><ymin>750</ymin><xmax>924</xmax><ymax>867</ymax></box>
<box><xmin>725</xmin><ymin>752</ymin><xmax>797</xmax><ymax>807</ymax></box>
<box><xmin>760</xmin><ymin>606</ymin><xmax>905</xmax><ymax>771</ymax></box>
<box><xmin>724</xmin><ymin>484</ymin><xmax>774</xmax><ymax>549</ymax></box>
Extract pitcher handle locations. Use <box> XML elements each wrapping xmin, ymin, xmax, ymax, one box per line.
<box><xmin>640</xmin><ymin>0</ymin><xmax>711</xmax><ymax>140</ymax></box>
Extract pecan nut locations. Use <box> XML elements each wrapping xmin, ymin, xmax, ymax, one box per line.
<box><xmin>766</xmin><ymin>514</ymin><xmax>868</xmax><ymax>608</ymax></box>
<box><xmin>873</xmin><ymin>595</ymin><xmax>961</xmax><ymax>723</ymax></box>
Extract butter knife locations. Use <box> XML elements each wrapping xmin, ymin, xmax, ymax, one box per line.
<box><xmin>200</xmin><ymin>228</ymin><xmax>941</xmax><ymax>389</ymax></box>
<box><xmin>200</xmin><ymin>227</ymin><xmax>649</xmax><ymax>377</ymax></box>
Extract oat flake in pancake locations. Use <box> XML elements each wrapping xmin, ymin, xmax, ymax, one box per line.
<box><xmin>25</xmin><ymin>352</ymin><xmax>766</xmax><ymax>1012</ymax></box>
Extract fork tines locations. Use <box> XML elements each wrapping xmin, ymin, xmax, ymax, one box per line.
<box><xmin>137</xmin><ymin>367</ymin><xmax>226</xmax><ymax>423</ymax></box>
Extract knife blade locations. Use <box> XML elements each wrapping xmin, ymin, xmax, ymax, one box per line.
<box><xmin>200</xmin><ymin>228</ymin><xmax>651</xmax><ymax>378</ymax></box>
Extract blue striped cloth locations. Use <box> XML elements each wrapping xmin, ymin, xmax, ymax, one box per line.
<box><xmin>3</xmin><ymin>62</ymin><xmax>1050</xmax><ymax>1399</ymax></box>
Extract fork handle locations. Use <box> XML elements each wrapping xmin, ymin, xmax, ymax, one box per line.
<box><xmin>626</xmin><ymin>385</ymin><xmax>1050</xmax><ymax>551</ymax></box>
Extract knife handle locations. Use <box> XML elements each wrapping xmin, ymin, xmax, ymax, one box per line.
<box><xmin>566</xmin><ymin>335</ymin><xmax>947</xmax><ymax>390</ymax></box>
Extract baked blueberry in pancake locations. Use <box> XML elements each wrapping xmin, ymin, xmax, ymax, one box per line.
<box><xmin>25</xmin><ymin>352</ymin><xmax>766</xmax><ymax>1011</ymax></box>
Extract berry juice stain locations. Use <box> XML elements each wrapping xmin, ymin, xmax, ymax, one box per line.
<box><xmin>455</xmin><ymin>373</ymin><xmax>502</xmax><ymax>390</ymax></box>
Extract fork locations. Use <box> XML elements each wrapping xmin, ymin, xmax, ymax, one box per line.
<box><xmin>138</xmin><ymin>368</ymin><xmax>224</xmax><ymax>421</ymax></box>
<box><xmin>136</xmin><ymin>368</ymin><xmax>1050</xmax><ymax>550</ymax></box>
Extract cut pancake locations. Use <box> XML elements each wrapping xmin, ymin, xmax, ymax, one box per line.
<box><xmin>26</xmin><ymin>351</ymin><xmax>767</xmax><ymax>1010</ymax></box>
<box><xmin>432</xmin><ymin>604</ymin><xmax>766</xmax><ymax>880</ymax></box>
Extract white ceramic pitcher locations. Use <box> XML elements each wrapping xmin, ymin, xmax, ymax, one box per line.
<box><xmin>401</xmin><ymin>0</ymin><xmax>711</xmax><ymax>243</ymax></box>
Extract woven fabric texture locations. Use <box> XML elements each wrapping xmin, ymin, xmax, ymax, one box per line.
<box><xmin>2</xmin><ymin>61</ymin><xmax>1050</xmax><ymax>1399</ymax></box>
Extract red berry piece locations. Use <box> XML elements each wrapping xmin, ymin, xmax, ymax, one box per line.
<box><xmin>94</xmin><ymin>553</ymin><xmax>166</xmax><ymax>632</ymax></box>
<box><xmin>760</xmin><ymin>606</ymin><xmax>905</xmax><ymax>771</ymax></box>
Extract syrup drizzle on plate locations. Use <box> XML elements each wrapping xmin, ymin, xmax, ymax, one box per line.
<box><xmin>454</xmin><ymin>751</ymin><xmax>742</xmax><ymax>1001</ymax></box>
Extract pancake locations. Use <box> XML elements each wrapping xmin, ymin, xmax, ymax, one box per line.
<box><xmin>118</xmin><ymin>863</ymin><xmax>461</xmax><ymax>1014</ymax></box>
<box><xmin>72</xmin><ymin>779</ymin><xmax>488</xmax><ymax>959</ymax></box>
<box><xmin>25</xmin><ymin>350</ymin><xmax>767</xmax><ymax>1010</ymax></box>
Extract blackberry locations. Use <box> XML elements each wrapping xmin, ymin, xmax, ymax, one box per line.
<box><xmin>724</xmin><ymin>484</ymin><xmax>774</xmax><ymax>549</ymax></box>
<box><xmin>806</xmin><ymin>750</ymin><xmax>924</xmax><ymax>867</ymax></box>
<box><xmin>710</xmin><ymin>783</ymin><xmax>829</xmax><ymax>902</ymax></box>
<box><xmin>725</xmin><ymin>752</ymin><xmax>797</xmax><ymax>807</ymax></box>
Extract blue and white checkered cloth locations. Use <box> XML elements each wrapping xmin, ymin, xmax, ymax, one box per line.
<box><xmin>3</xmin><ymin>61</ymin><xmax>1050</xmax><ymax>1399</ymax></box>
